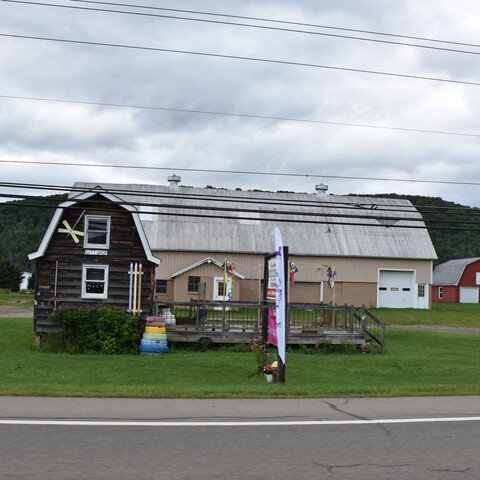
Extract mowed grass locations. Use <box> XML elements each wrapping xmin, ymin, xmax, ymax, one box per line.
<box><xmin>1</xmin><ymin>316</ymin><xmax>479</xmax><ymax>398</ymax></box>
<box><xmin>0</xmin><ymin>292</ymin><xmax>33</xmax><ymax>307</ymax></box>
<box><xmin>372</xmin><ymin>302</ymin><xmax>480</xmax><ymax>329</ymax></box>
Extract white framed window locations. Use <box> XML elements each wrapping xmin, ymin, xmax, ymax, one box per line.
<box><xmin>213</xmin><ymin>277</ymin><xmax>232</xmax><ymax>301</ymax></box>
<box><xmin>82</xmin><ymin>265</ymin><xmax>109</xmax><ymax>299</ymax></box>
<box><xmin>84</xmin><ymin>216</ymin><xmax>110</xmax><ymax>249</ymax></box>
<box><xmin>438</xmin><ymin>287</ymin><xmax>443</xmax><ymax>299</ymax></box>
<box><xmin>476</xmin><ymin>272</ymin><xmax>480</xmax><ymax>285</ymax></box>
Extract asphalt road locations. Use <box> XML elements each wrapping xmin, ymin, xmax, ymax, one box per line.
<box><xmin>1</xmin><ymin>396</ymin><xmax>479</xmax><ymax>480</ymax></box>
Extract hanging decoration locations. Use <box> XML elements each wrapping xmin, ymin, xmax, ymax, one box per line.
<box><xmin>222</xmin><ymin>260</ymin><xmax>236</xmax><ymax>302</ymax></box>
<box><xmin>323</xmin><ymin>264</ymin><xmax>336</xmax><ymax>288</ymax></box>
<box><xmin>289</xmin><ymin>262</ymin><xmax>298</xmax><ymax>286</ymax></box>
<box><xmin>57</xmin><ymin>210</ymin><xmax>86</xmax><ymax>243</ymax></box>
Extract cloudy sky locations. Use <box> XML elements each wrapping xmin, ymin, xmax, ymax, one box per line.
<box><xmin>1</xmin><ymin>0</ymin><xmax>480</xmax><ymax>206</ymax></box>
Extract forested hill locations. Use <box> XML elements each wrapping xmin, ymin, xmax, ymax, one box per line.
<box><xmin>362</xmin><ymin>193</ymin><xmax>480</xmax><ymax>264</ymax></box>
<box><xmin>0</xmin><ymin>192</ymin><xmax>479</xmax><ymax>270</ymax></box>
<box><xmin>0</xmin><ymin>194</ymin><xmax>67</xmax><ymax>270</ymax></box>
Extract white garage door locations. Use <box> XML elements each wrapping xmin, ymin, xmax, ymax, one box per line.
<box><xmin>378</xmin><ymin>270</ymin><xmax>414</xmax><ymax>308</ymax></box>
<box><xmin>460</xmin><ymin>287</ymin><xmax>479</xmax><ymax>303</ymax></box>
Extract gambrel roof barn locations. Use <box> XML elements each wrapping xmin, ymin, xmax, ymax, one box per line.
<box><xmin>432</xmin><ymin>257</ymin><xmax>480</xmax><ymax>303</ymax></box>
<box><xmin>71</xmin><ymin>178</ymin><xmax>437</xmax><ymax>309</ymax></box>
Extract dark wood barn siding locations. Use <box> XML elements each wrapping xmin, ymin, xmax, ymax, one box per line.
<box><xmin>34</xmin><ymin>198</ymin><xmax>156</xmax><ymax>332</ymax></box>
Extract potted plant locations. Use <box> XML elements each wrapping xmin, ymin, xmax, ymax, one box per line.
<box><xmin>263</xmin><ymin>364</ymin><xmax>274</xmax><ymax>382</ymax></box>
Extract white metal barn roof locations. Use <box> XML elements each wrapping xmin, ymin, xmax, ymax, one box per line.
<box><xmin>433</xmin><ymin>257</ymin><xmax>480</xmax><ymax>286</ymax></box>
<box><xmin>72</xmin><ymin>181</ymin><xmax>437</xmax><ymax>260</ymax></box>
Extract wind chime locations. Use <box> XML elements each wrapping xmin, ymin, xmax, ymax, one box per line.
<box><xmin>323</xmin><ymin>264</ymin><xmax>337</xmax><ymax>327</ymax></box>
<box><xmin>323</xmin><ymin>264</ymin><xmax>336</xmax><ymax>289</ymax></box>
<box><xmin>222</xmin><ymin>259</ymin><xmax>236</xmax><ymax>302</ymax></box>
<box><xmin>128</xmin><ymin>263</ymin><xmax>143</xmax><ymax>315</ymax></box>
<box><xmin>289</xmin><ymin>262</ymin><xmax>298</xmax><ymax>286</ymax></box>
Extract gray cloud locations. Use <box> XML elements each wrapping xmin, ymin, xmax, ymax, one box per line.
<box><xmin>1</xmin><ymin>0</ymin><xmax>479</xmax><ymax>207</ymax></box>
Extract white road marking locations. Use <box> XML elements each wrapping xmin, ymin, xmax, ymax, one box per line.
<box><xmin>0</xmin><ymin>417</ymin><xmax>480</xmax><ymax>427</ymax></box>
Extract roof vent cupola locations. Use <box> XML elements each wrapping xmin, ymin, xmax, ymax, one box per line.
<box><xmin>315</xmin><ymin>183</ymin><xmax>328</xmax><ymax>197</ymax></box>
<box><xmin>168</xmin><ymin>174</ymin><xmax>181</xmax><ymax>190</ymax></box>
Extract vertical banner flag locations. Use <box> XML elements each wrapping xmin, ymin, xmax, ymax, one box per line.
<box><xmin>274</xmin><ymin>227</ymin><xmax>286</xmax><ymax>365</ymax></box>
<box><xmin>267</xmin><ymin>308</ymin><xmax>278</xmax><ymax>346</ymax></box>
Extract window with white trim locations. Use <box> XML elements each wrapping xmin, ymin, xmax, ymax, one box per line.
<box><xmin>438</xmin><ymin>287</ymin><xmax>443</xmax><ymax>299</ymax></box>
<box><xmin>82</xmin><ymin>265</ymin><xmax>109</xmax><ymax>299</ymax></box>
<box><xmin>84</xmin><ymin>216</ymin><xmax>110</xmax><ymax>249</ymax></box>
<box><xmin>476</xmin><ymin>272</ymin><xmax>480</xmax><ymax>285</ymax></box>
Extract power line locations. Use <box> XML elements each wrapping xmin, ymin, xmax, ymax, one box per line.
<box><xmin>1</xmin><ymin>32</ymin><xmax>479</xmax><ymax>87</ymax></box>
<box><xmin>3</xmin><ymin>196</ymin><xmax>480</xmax><ymax>232</ymax></box>
<box><xmin>2</xmin><ymin>159</ymin><xmax>480</xmax><ymax>188</ymax></box>
<box><xmin>65</xmin><ymin>0</ymin><xmax>480</xmax><ymax>51</ymax></box>
<box><xmin>3</xmin><ymin>0</ymin><xmax>480</xmax><ymax>56</ymax></box>
<box><xmin>5</xmin><ymin>190</ymin><xmax>480</xmax><ymax>225</ymax></box>
<box><xmin>0</xmin><ymin>191</ymin><xmax>430</xmax><ymax>223</ymax></box>
<box><xmin>2</xmin><ymin>94</ymin><xmax>479</xmax><ymax>139</ymax></box>
<box><xmin>1</xmin><ymin>180</ymin><xmax>479</xmax><ymax>216</ymax></box>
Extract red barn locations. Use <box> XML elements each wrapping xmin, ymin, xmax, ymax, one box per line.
<box><xmin>432</xmin><ymin>258</ymin><xmax>480</xmax><ymax>303</ymax></box>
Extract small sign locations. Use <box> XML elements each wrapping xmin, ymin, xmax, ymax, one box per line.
<box><xmin>85</xmin><ymin>249</ymin><xmax>108</xmax><ymax>256</ymax></box>
<box><xmin>267</xmin><ymin>256</ymin><xmax>277</xmax><ymax>300</ymax></box>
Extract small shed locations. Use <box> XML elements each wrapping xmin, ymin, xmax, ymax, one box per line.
<box><xmin>28</xmin><ymin>187</ymin><xmax>161</xmax><ymax>333</ymax></box>
<box><xmin>432</xmin><ymin>258</ymin><xmax>480</xmax><ymax>303</ymax></box>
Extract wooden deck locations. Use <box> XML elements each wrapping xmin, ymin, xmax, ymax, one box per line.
<box><xmin>159</xmin><ymin>301</ymin><xmax>385</xmax><ymax>350</ymax></box>
<box><xmin>166</xmin><ymin>324</ymin><xmax>366</xmax><ymax>346</ymax></box>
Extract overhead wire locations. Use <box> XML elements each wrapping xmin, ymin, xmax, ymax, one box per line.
<box><xmin>1</xmin><ymin>180</ymin><xmax>479</xmax><ymax>217</ymax></box>
<box><xmin>5</xmin><ymin>190</ymin><xmax>480</xmax><ymax>225</ymax></box>
<box><xmin>2</xmin><ymin>160</ymin><xmax>480</xmax><ymax>190</ymax></box>
<box><xmin>1</xmin><ymin>94</ymin><xmax>479</xmax><ymax>139</ymax></box>
<box><xmin>1</xmin><ymin>32</ymin><xmax>480</xmax><ymax>87</ymax></box>
<box><xmin>64</xmin><ymin>0</ymin><xmax>480</xmax><ymax>51</ymax></box>
<box><xmin>3</xmin><ymin>196</ymin><xmax>480</xmax><ymax>232</ymax></box>
<box><xmin>3</xmin><ymin>0</ymin><xmax>480</xmax><ymax>56</ymax></box>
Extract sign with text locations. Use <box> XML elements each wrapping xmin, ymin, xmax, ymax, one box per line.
<box><xmin>266</xmin><ymin>256</ymin><xmax>277</xmax><ymax>300</ymax></box>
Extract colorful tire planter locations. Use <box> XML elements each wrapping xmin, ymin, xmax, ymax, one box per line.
<box><xmin>139</xmin><ymin>317</ymin><xmax>169</xmax><ymax>354</ymax></box>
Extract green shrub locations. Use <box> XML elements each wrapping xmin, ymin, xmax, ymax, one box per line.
<box><xmin>48</xmin><ymin>306</ymin><xmax>142</xmax><ymax>354</ymax></box>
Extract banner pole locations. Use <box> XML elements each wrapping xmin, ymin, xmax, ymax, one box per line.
<box><xmin>277</xmin><ymin>245</ymin><xmax>288</xmax><ymax>384</ymax></box>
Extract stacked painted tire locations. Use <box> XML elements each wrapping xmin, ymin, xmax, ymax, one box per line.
<box><xmin>158</xmin><ymin>307</ymin><xmax>176</xmax><ymax>325</ymax></box>
<box><xmin>139</xmin><ymin>316</ymin><xmax>169</xmax><ymax>354</ymax></box>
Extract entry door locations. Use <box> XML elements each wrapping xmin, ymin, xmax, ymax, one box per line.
<box><xmin>213</xmin><ymin>277</ymin><xmax>232</xmax><ymax>301</ymax></box>
<box><xmin>378</xmin><ymin>270</ymin><xmax>414</xmax><ymax>308</ymax></box>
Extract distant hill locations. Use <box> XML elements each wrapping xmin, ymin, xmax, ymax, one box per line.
<box><xmin>0</xmin><ymin>194</ymin><xmax>67</xmax><ymax>271</ymax></box>
<box><xmin>359</xmin><ymin>193</ymin><xmax>480</xmax><ymax>265</ymax></box>
<box><xmin>0</xmin><ymin>192</ymin><xmax>478</xmax><ymax>270</ymax></box>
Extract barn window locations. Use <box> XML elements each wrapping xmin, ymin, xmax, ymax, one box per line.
<box><xmin>156</xmin><ymin>280</ymin><xmax>167</xmax><ymax>294</ymax></box>
<box><xmin>188</xmin><ymin>276</ymin><xmax>200</xmax><ymax>293</ymax></box>
<box><xmin>418</xmin><ymin>284</ymin><xmax>425</xmax><ymax>298</ymax></box>
<box><xmin>84</xmin><ymin>216</ymin><xmax>110</xmax><ymax>249</ymax></box>
<box><xmin>438</xmin><ymin>287</ymin><xmax>443</xmax><ymax>299</ymax></box>
<box><xmin>82</xmin><ymin>265</ymin><xmax>108</xmax><ymax>299</ymax></box>
<box><xmin>216</xmin><ymin>281</ymin><xmax>226</xmax><ymax>297</ymax></box>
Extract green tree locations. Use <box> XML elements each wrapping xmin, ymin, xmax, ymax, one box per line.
<box><xmin>0</xmin><ymin>257</ymin><xmax>23</xmax><ymax>292</ymax></box>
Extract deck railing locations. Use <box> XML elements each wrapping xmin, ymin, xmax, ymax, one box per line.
<box><xmin>156</xmin><ymin>300</ymin><xmax>385</xmax><ymax>350</ymax></box>
<box><xmin>354</xmin><ymin>306</ymin><xmax>386</xmax><ymax>351</ymax></box>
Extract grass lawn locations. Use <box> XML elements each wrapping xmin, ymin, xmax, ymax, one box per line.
<box><xmin>0</xmin><ymin>291</ymin><xmax>33</xmax><ymax>307</ymax></box>
<box><xmin>372</xmin><ymin>302</ymin><xmax>480</xmax><ymax>329</ymax></box>
<box><xmin>1</xmin><ymin>317</ymin><xmax>479</xmax><ymax>398</ymax></box>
